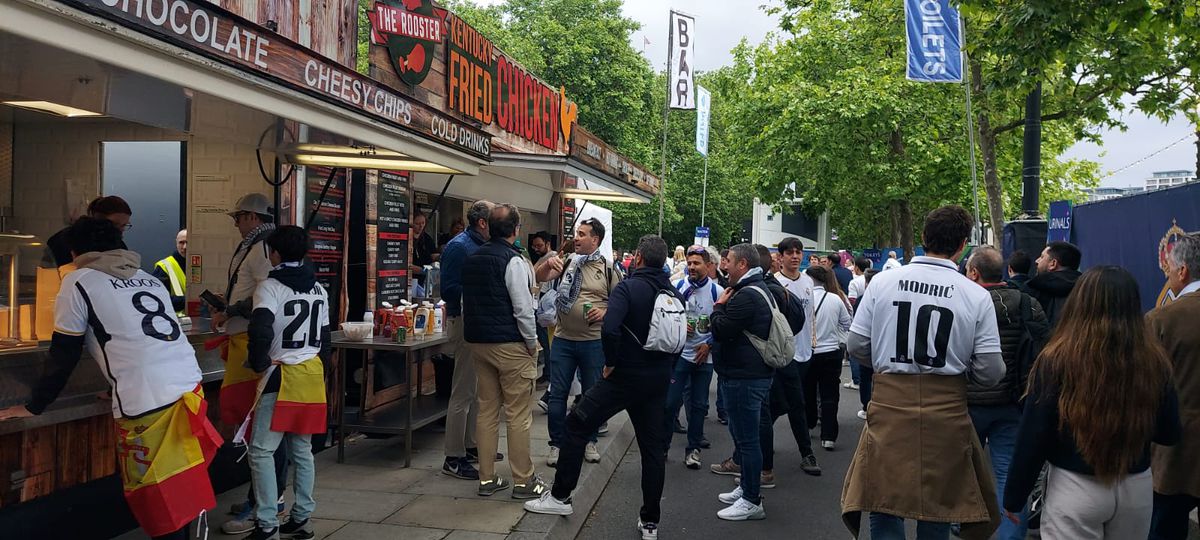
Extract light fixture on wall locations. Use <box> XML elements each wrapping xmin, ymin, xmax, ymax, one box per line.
<box><xmin>558</xmin><ymin>188</ymin><xmax>645</xmax><ymax>204</ymax></box>
<box><xmin>277</xmin><ymin>143</ymin><xmax>460</xmax><ymax>174</ymax></box>
<box><xmin>2</xmin><ymin>101</ymin><xmax>102</xmax><ymax>118</ymax></box>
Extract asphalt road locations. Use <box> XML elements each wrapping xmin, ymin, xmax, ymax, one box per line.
<box><xmin>579</xmin><ymin>365</ymin><xmax>867</xmax><ymax>540</ymax></box>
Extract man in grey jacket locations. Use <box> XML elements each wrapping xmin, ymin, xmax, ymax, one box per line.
<box><xmin>462</xmin><ymin>204</ymin><xmax>547</xmax><ymax>500</ymax></box>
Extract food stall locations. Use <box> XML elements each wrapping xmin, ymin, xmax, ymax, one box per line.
<box><xmin>0</xmin><ymin>0</ymin><xmax>489</xmax><ymax>536</ymax></box>
<box><xmin>0</xmin><ymin>0</ymin><xmax>659</xmax><ymax>534</ymax></box>
<box><xmin>341</xmin><ymin>0</ymin><xmax>661</xmax><ymax>422</ymax></box>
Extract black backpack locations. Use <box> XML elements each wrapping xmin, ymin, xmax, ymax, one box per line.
<box><xmin>1011</xmin><ymin>293</ymin><xmax>1048</xmax><ymax>404</ymax></box>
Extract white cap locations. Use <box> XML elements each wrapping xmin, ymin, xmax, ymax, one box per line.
<box><xmin>228</xmin><ymin>193</ymin><xmax>272</xmax><ymax>217</ymax></box>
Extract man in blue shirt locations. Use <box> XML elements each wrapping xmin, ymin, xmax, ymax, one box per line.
<box><xmin>440</xmin><ymin>200</ymin><xmax>495</xmax><ymax>480</ymax></box>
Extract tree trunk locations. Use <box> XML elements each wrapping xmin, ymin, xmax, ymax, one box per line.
<box><xmin>972</xmin><ymin>61</ymin><xmax>1006</xmax><ymax>246</ymax></box>
<box><xmin>889</xmin><ymin>202</ymin><xmax>902</xmax><ymax>247</ymax></box>
<box><xmin>898</xmin><ymin>200</ymin><xmax>915</xmax><ymax>261</ymax></box>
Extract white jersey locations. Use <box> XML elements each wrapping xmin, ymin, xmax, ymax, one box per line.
<box><xmin>850</xmin><ymin>256</ymin><xmax>1001</xmax><ymax>376</ymax></box>
<box><xmin>882</xmin><ymin>258</ymin><xmax>903</xmax><ymax>271</ymax></box>
<box><xmin>55</xmin><ymin>268</ymin><xmax>201</xmax><ymax>418</ymax></box>
<box><xmin>847</xmin><ymin>274</ymin><xmax>866</xmax><ymax>300</ymax></box>
<box><xmin>774</xmin><ymin>271</ymin><xmax>816</xmax><ymax>362</ymax></box>
<box><xmin>253</xmin><ymin>276</ymin><xmax>329</xmax><ymax>365</ymax></box>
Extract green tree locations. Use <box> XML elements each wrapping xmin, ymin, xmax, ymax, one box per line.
<box><xmin>732</xmin><ymin>0</ymin><xmax>1094</xmax><ymax>258</ymax></box>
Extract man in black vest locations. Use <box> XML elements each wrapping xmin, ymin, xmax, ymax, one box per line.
<box><xmin>525</xmin><ymin>234</ymin><xmax>678</xmax><ymax>540</ymax></box>
<box><xmin>462</xmin><ymin>204</ymin><xmax>547</xmax><ymax>500</ymax></box>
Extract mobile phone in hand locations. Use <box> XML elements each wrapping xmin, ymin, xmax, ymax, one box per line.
<box><xmin>200</xmin><ymin>290</ymin><xmax>226</xmax><ymax>312</ymax></box>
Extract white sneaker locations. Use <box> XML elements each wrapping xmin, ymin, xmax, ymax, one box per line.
<box><xmin>843</xmin><ymin>381</ymin><xmax>860</xmax><ymax>390</ymax></box>
<box><xmin>717</xmin><ymin>497</ymin><xmax>766</xmax><ymax>521</ymax></box>
<box><xmin>857</xmin><ymin>410</ymin><xmax>867</xmax><ymax>420</ymax></box>
<box><xmin>718</xmin><ymin>485</ymin><xmax>743</xmax><ymax>505</ymax></box>
<box><xmin>547</xmin><ymin>446</ymin><xmax>560</xmax><ymax>467</ymax></box>
<box><xmin>584</xmin><ymin>442</ymin><xmax>601</xmax><ymax>463</ymax></box>
<box><xmin>685</xmin><ymin>449</ymin><xmax>702</xmax><ymax>470</ymax></box>
<box><xmin>638</xmin><ymin>518</ymin><xmax>658</xmax><ymax>540</ymax></box>
<box><xmin>821</xmin><ymin>440</ymin><xmax>835</xmax><ymax>451</ymax></box>
<box><xmin>523</xmin><ymin>491</ymin><xmax>574</xmax><ymax>516</ymax></box>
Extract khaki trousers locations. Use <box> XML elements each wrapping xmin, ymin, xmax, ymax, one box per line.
<box><xmin>443</xmin><ymin>316</ymin><xmax>478</xmax><ymax>457</ymax></box>
<box><xmin>468</xmin><ymin>341</ymin><xmax>537</xmax><ymax>484</ymax></box>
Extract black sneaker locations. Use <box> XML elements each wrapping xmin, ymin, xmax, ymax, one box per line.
<box><xmin>800</xmin><ymin>454</ymin><xmax>823</xmax><ymax>476</ymax></box>
<box><xmin>673</xmin><ymin>419</ymin><xmax>686</xmax><ymax>434</ymax></box>
<box><xmin>242</xmin><ymin>526</ymin><xmax>279</xmax><ymax>540</ymax></box>
<box><xmin>699</xmin><ymin>438</ymin><xmax>711</xmax><ymax>449</ymax></box>
<box><xmin>442</xmin><ymin>457</ymin><xmax>480</xmax><ymax>480</ymax></box>
<box><xmin>279</xmin><ymin>518</ymin><xmax>315</xmax><ymax>540</ymax></box>
<box><xmin>465</xmin><ymin>447</ymin><xmax>505</xmax><ymax>463</ymax></box>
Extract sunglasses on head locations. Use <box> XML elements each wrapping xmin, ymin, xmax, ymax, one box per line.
<box><xmin>687</xmin><ymin>246</ymin><xmax>708</xmax><ymax>255</ymax></box>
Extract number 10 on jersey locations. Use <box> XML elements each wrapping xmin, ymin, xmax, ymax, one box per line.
<box><xmin>891</xmin><ymin>301</ymin><xmax>954</xmax><ymax>368</ymax></box>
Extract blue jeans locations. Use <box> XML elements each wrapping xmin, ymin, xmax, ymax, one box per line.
<box><xmin>664</xmin><ymin>357</ymin><xmax>714</xmax><ymax>454</ymax></box>
<box><xmin>715</xmin><ymin>374</ymin><xmax>726</xmax><ymax>421</ymax></box>
<box><xmin>849</xmin><ymin>357</ymin><xmax>861</xmax><ymax>385</ymax></box>
<box><xmin>969</xmin><ymin>404</ymin><xmax>1028</xmax><ymax>540</ymax></box>
<box><xmin>250</xmin><ymin>393</ymin><xmax>316</xmax><ymax>530</ymax></box>
<box><xmin>721</xmin><ymin>377</ymin><xmax>772</xmax><ymax>505</ymax></box>
<box><xmin>548</xmin><ymin>338</ymin><xmax>605</xmax><ymax>447</ymax></box>
<box><xmin>869</xmin><ymin>513</ymin><xmax>951</xmax><ymax>540</ymax></box>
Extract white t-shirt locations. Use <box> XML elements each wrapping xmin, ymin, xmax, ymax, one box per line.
<box><xmin>774</xmin><ymin>271</ymin><xmax>816</xmax><ymax>362</ymax></box>
<box><xmin>252</xmin><ymin>276</ymin><xmax>330</xmax><ymax>366</ymax></box>
<box><xmin>882</xmin><ymin>257</ymin><xmax>903</xmax><ymax>271</ymax></box>
<box><xmin>847</xmin><ymin>274</ymin><xmax>866</xmax><ymax>300</ymax></box>
<box><xmin>56</xmin><ymin>268</ymin><xmax>201</xmax><ymax>418</ymax></box>
<box><xmin>812</xmin><ymin>287</ymin><xmax>853</xmax><ymax>354</ymax></box>
<box><xmin>850</xmin><ymin>256</ymin><xmax>1001</xmax><ymax>376</ymax></box>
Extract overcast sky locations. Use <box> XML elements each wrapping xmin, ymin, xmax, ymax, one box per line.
<box><xmin>480</xmin><ymin>0</ymin><xmax>1197</xmax><ymax>188</ymax></box>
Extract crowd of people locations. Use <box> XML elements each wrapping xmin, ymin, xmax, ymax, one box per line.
<box><xmin>0</xmin><ymin>194</ymin><xmax>1197</xmax><ymax>540</ymax></box>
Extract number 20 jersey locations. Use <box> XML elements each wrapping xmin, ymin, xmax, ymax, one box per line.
<box><xmin>849</xmin><ymin>256</ymin><xmax>1001</xmax><ymax>376</ymax></box>
<box><xmin>55</xmin><ymin>268</ymin><xmax>202</xmax><ymax>418</ymax></box>
<box><xmin>253</xmin><ymin>278</ymin><xmax>329</xmax><ymax>366</ymax></box>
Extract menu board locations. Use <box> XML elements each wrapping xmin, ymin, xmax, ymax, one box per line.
<box><xmin>561</xmin><ymin>175</ymin><xmax>577</xmax><ymax>244</ymax></box>
<box><xmin>306</xmin><ymin>166</ymin><xmax>346</xmax><ymax>319</ymax></box>
<box><xmin>376</xmin><ymin>170</ymin><xmax>411</xmax><ymax>307</ymax></box>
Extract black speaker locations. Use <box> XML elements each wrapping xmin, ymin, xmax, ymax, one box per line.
<box><xmin>1002</xmin><ymin>219</ymin><xmax>1048</xmax><ymax>274</ymax></box>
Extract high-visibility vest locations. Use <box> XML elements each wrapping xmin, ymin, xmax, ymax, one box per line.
<box><xmin>154</xmin><ymin>255</ymin><xmax>187</xmax><ymax>316</ymax></box>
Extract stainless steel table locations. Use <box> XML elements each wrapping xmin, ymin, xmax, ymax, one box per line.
<box><xmin>330</xmin><ymin>331</ymin><xmax>449</xmax><ymax>466</ymax></box>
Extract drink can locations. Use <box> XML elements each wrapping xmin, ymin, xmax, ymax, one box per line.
<box><xmin>583</xmin><ymin>302</ymin><xmax>593</xmax><ymax>314</ymax></box>
<box><xmin>395</xmin><ymin>326</ymin><xmax>407</xmax><ymax>344</ymax></box>
<box><xmin>687</xmin><ymin>316</ymin><xmax>698</xmax><ymax>335</ymax></box>
<box><xmin>697</xmin><ymin>315</ymin><xmax>710</xmax><ymax>334</ymax></box>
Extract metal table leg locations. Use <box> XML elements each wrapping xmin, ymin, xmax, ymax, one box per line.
<box><xmin>404</xmin><ymin>349</ymin><xmax>414</xmax><ymax>467</ymax></box>
<box><xmin>337</xmin><ymin>348</ymin><xmax>345</xmax><ymax>463</ymax></box>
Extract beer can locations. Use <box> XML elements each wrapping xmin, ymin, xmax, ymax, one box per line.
<box><xmin>697</xmin><ymin>314</ymin><xmax>710</xmax><ymax>334</ymax></box>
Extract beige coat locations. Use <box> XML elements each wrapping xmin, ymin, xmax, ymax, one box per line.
<box><xmin>1148</xmin><ymin>292</ymin><xmax>1200</xmax><ymax>497</ymax></box>
<box><xmin>841</xmin><ymin>373</ymin><xmax>1000</xmax><ymax>540</ymax></box>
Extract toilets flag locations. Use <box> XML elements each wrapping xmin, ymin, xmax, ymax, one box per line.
<box><xmin>905</xmin><ymin>0</ymin><xmax>964</xmax><ymax>83</ymax></box>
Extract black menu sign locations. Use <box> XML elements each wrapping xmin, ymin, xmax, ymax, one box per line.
<box><xmin>561</xmin><ymin>176</ymin><xmax>577</xmax><ymax>243</ymax></box>
<box><xmin>306</xmin><ymin>166</ymin><xmax>346</xmax><ymax>319</ymax></box>
<box><xmin>376</xmin><ymin>170</ymin><xmax>410</xmax><ymax>307</ymax></box>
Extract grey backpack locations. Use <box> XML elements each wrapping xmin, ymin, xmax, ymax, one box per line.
<box><xmin>741</xmin><ymin>285</ymin><xmax>796</xmax><ymax>369</ymax></box>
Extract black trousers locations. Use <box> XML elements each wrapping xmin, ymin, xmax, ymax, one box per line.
<box><xmin>551</xmin><ymin>365</ymin><xmax>670</xmax><ymax>524</ymax></box>
<box><xmin>1150</xmin><ymin>492</ymin><xmax>1200</xmax><ymax>540</ymax></box>
<box><xmin>762</xmin><ymin>361</ymin><xmax>813</xmax><ymax>470</ymax></box>
<box><xmin>152</xmin><ymin>524</ymin><xmax>189</xmax><ymax>540</ymax></box>
<box><xmin>803</xmin><ymin>350</ymin><xmax>842</xmax><ymax>442</ymax></box>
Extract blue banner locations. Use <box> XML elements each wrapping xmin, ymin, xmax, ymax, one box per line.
<box><xmin>1072</xmin><ymin>183</ymin><xmax>1200</xmax><ymax>311</ymax></box>
<box><xmin>1047</xmin><ymin>200</ymin><xmax>1073</xmax><ymax>243</ymax></box>
<box><xmin>905</xmin><ymin>0</ymin><xmax>964</xmax><ymax>83</ymax></box>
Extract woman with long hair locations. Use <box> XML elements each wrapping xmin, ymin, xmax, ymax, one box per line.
<box><xmin>802</xmin><ymin>265</ymin><xmax>853</xmax><ymax>450</ymax></box>
<box><xmin>1005</xmin><ymin>266</ymin><xmax>1181</xmax><ymax>538</ymax></box>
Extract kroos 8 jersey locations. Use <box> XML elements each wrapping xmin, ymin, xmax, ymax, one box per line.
<box><xmin>253</xmin><ymin>278</ymin><xmax>329</xmax><ymax>365</ymax></box>
<box><xmin>55</xmin><ymin>268</ymin><xmax>202</xmax><ymax>418</ymax></box>
<box><xmin>850</xmin><ymin>256</ymin><xmax>1001</xmax><ymax>376</ymax></box>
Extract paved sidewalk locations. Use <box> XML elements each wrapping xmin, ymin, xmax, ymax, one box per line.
<box><xmin>116</xmin><ymin>392</ymin><xmax>635</xmax><ymax>540</ymax></box>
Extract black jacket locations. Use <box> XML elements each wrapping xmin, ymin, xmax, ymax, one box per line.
<box><xmin>763</xmin><ymin>274</ymin><xmax>806</xmax><ymax>335</ymax></box>
<box><xmin>1027</xmin><ymin>269</ymin><xmax>1081</xmax><ymax>328</ymax></box>
<box><xmin>1006</xmin><ymin>273</ymin><xmax>1032</xmax><ymax>295</ymax></box>
<box><xmin>711</xmin><ymin>272</ymin><xmax>774</xmax><ymax>380</ymax></box>
<box><xmin>966</xmin><ymin>284</ymin><xmax>1049</xmax><ymax>406</ymax></box>
<box><xmin>1004</xmin><ymin>372</ymin><xmax>1181</xmax><ymax>512</ymax></box>
<box><xmin>462</xmin><ymin>239</ymin><xmax>523</xmax><ymax>343</ymax></box>
<box><xmin>601</xmin><ymin>266</ymin><xmax>680</xmax><ymax>372</ymax></box>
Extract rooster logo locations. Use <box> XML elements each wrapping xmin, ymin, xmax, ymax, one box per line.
<box><xmin>370</xmin><ymin>0</ymin><xmax>445</xmax><ymax>86</ymax></box>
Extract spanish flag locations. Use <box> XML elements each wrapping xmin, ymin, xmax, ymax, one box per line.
<box><xmin>115</xmin><ymin>386</ymin><xmax>223</xmax><ymax>537</ymax></box>
<box><xmin>272</xmin><ymin>357</ymin><xmax>327</xmax><ymax>434</ymax></box>
<box><xmin>219</xmin><ymin>333</ymin><xmax>259</xmax><ymax>427</ymax></box>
